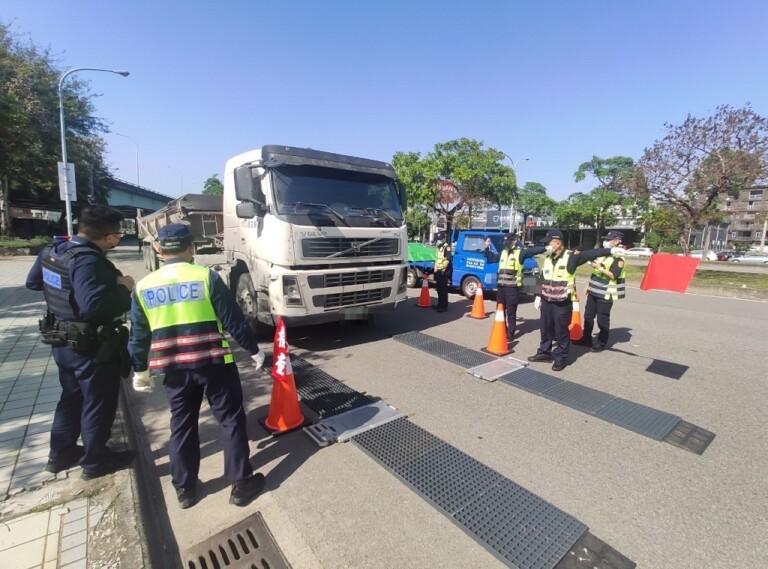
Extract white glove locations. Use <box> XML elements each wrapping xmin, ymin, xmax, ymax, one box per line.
<box><xmin>251</xmin><ymin>351</ymin><xmax>265</xmax><ymax>371</ymax></box>
<box><xmin>534</xmin><ymin>296</ymin><xmax>541</xmax><ymax>310</ymax></box>
<box><xmin>611</xmin><ymin>247</ymin><xmax>626</xmax><ymax>257</ymax></box>
<box><xmin>132</xmin><ymin>370</ymin><xmax>153</xmax><ymax>392</ymax></box>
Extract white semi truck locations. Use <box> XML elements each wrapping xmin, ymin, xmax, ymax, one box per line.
<box><xmin>219</xmin><ymin>145</ymin><xmax>408</xmax><ymax>335</ymax></box>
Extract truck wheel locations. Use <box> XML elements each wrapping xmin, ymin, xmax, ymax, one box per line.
<box><xmin>236</xmin><ymin>274</ymin><xmax>273</xmax><ymax>340</ymax></box>
<box><xmin>461</xmin><ymin>276</ymin><xmax>481</xmax><ymax>299</ymax></box>
<box><xmin>406</xmin><ymin>268</ymin><xmax>420</xmax><ymax>288</ymax></box>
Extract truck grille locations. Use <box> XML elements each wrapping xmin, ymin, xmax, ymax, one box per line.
<box><xmin>302</xmin><ymin>238</ymin><xmax>399</xmax><ymax>258</ymax></box>
<box><xmin>313</xmin><ymin>288</ymin><xmax>390</xmax><ymax>310</ymax></box>
<box><xmin>307</xmin><ymin>270</ymin><xmax>395</xmax><ymax>289</ymax></box>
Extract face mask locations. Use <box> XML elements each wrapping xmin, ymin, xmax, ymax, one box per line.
<box><xmin>603</xmin><ymin>240</ymin><xmax>611</xmax><ymax>248</ymax></box>
<box><xmin>545</xmin><ymin>245</ymin><xmax>555</xmax><ymax>254</ymax></box>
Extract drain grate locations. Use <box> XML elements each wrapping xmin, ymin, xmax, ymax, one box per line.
<box><xmin>539</xmin><ymin>381</ymin><xmax>617</xmax><ymax>415</ymax></box>
<box><xmin>444</xmin><ymin>346</ymin><xmax>498</xmax><ymax>368</ymax></box>
<box><xmin>291</xmin><ymin>355</ymin><xmax>373</xmax><ymax>418</ymax></box>
<box><xmin>182</xmin><ymin>511</ymin><xmax>291</xmax><ymax>569</ymax></box>
<box><xmin>499</xmin><ymin>367</ymin><xmax>565</xmax><ymax>395</ymax></box>
<box><xmin>662</xmin><ymin>419</ymin><xmax>716</xmax><ymax>455</ymax></box>
<box><xmin>592</xmin><ymin>398</ymin><xmax>680</xmax><ymax>441</ymax></box>
<box><xmin>352</xmin><ymin>417</ymin><xmax>587</xmax><ymax>569</ymax></box>
<box><xmin>554</xmin><ymin>531</ymin><xmax>636</xmax><ymax>569</ymax></box>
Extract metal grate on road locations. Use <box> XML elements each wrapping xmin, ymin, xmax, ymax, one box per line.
<box><xmin>393</xmin><ymin>331</ymin><xmax>497</xmax><ymax>368</ymax></box>
<box><xmin>291</xmin><ymin>355</ymin><xmax>373</xmax><ymax>418</ymax></box>
<box><xmin>352</xmin><ymin>417</ymin><xmax>587</xmax><ymax>569</ymax></box>
<box><xmin>182</xmin><ymin>512</ymin><xmax>291</xmax><ymax>569</ymax></box>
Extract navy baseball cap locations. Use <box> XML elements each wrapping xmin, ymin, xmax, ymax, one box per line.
<box><xmin>543</xmin><ymin>229</ymin><xmax>564</xmax><ymax>241</ymax></box>
<box><xmin>158</xmin><ymin>223</ymin><xmax>193</xmax><ymax>250</ymax></box>
<box><xmin>604</xmin><ymin>230</ymin><xmax>624</xmax><ymax>241</ymax></box>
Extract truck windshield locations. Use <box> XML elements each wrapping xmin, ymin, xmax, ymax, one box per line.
<box><xmin>272</xmin><ymin>165</ymin><xmax>403</xmax><ymax>228</ymax></box>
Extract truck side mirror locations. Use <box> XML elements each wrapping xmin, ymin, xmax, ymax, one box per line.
<box><xmin>236</xmin><ymin>202</ymin><xmax>256</xmax><ymax>219</ymax></box>
<box><xmin>234</xmin><ymin>166</ymin><xmax>254</xmax><ymax>202</ymax></box>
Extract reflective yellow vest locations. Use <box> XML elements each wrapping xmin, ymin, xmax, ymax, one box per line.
<box><xmin>541</xmin><ymin>251</ymin><xmax>575</xmax><ymax>302</ymax></box>
<box><xmin>497</xmin><ymin>248</ymin><xmax>522</xmax><ymax>287</ymax></box>
<box><xmin>435</xmin><ymin>244</ymin><xmax>450</xmax><ymax>270</ymax></box>
<box><xmin>135</xmin><ymin>262</ymin><xmax>233</xmax><ymax>374</ymax></box>
<box><xmin>588</xmin><ymin>255</ymin><xmax>626</xmax><ymax>301</ymax></box>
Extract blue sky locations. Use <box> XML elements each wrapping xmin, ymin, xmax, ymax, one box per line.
<box><xmin>3</xmin><ymin>0</ymin><xmax>767</xmax><ymax>201</ymax></box>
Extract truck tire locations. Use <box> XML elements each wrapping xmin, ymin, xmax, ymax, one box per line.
<box><xmin>406</xmin><ymin>268</ymin><xmax>420</xmax><ymax>288</ymax></box>
<box><xmin>236</xmin><ymin>273</ymin><xmax>272</xmax><ymax>341</ymax></box>
<box><xmin>461</xmin><ymin>275</ymin><xmax>481</xmax><ymax>299</ymax></box>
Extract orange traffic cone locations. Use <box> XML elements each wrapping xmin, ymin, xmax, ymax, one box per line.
<box><xmin>416</xmin><ymin>274</ymin><xmax>431</xmax><ymax>308</ymax></box>
<box><xmin>262</xmin><ymin>318</ymin><xmax>306</xmax><ymax>435</ymax></box>
<box><xmin>569</xmin><ymin>293</ymin><xmax>583</xmax><ymax>341</ymax></box>
<box><xmin>468</xmin><ymin>283</ymin><xmax>488</xmax><ymax>319</ymax></box>
<box><xmin>483</xmin><ymin>303</ymin><xmax>510</xmax><ymax>356</ymax></box>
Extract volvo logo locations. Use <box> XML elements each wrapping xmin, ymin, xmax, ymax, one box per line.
<box><xmin>351</xmin><ymin>242</ymin><xmax>361</xmax><ymax>253</ymax></box>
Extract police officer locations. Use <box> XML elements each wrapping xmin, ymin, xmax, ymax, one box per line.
<box><xmin>573</xmin><ymin>230</ymin><xmax>626</xmax><ymax>352</ymax></box>
<box><xmin>432</xmin><ymin>238</ymin><xmax>452</xmax><ymax>312</ymax></box>
<box><xmin>128</xmin><ymin>224</ymin><xmax>266</xmax><ymax>509</ymax></box>
<box><xmin>25</xmin><ymin>205</ymin><xmax>136</xmax><ymax>479</ymax></box>
<box><xmin>483</xmin><ymin>233</ymin><xmax>545</xmax><ymax>346</ymax></box>
<box><xmin>527</xmin><ymin>229</ymin><xmax>625</xmax><ymax>371</ymax></box>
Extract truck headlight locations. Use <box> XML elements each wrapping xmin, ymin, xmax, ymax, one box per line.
<box><xmin>283</xmin><ymin>276</ymin><xmax>303</xmax><ymax>306</ymax></box>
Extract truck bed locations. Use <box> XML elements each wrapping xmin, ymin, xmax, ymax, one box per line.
<box><xmin>137</xmin><ymin>194</ymin><xmax>223</xmax><ymax>251</ymax></box>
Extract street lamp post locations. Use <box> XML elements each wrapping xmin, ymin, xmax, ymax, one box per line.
<box><xmin>167</xmin><ymin>165</ymin><xmax>184</xmax><ymax>194</ymax></box>
<box><xmin>59</xmin><ymin>67</ymin><xmax>129</xmax><ymax>237</ymax></box>
<box><xmin>113</xmin><ymin>132</ymin><xmax>140</xmax><ymax>187</ymax></box>
<box><xmin>501</xmin><ymin>154</ymin><xmax>529</xmax><ymax>233</ymax></box>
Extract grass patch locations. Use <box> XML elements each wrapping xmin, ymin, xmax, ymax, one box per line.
<box><xmin>0</xmin><ymin>235</ymin><xmax>52</xmax><ymax>248</ymax></box>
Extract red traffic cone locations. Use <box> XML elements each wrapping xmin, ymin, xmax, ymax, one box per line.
<box><xmin>483</xmin><ymin>303</ymin><xmax>510</xmax><ymax>356</ymax></box>
<box><xmin>468</xmin><ymin>283</ymin><xmax>488</xmax><ymax>319</ymax></box>
<box><xmin>569</xmin><ymin>293</ymin><xmax>583</xmax><ymax>341</ymax></box>
<box><xmin>262</xmin><ymin>318</ymin><xmax>306</xmax><ymax>434</ymax></box>
<box><xmin>416</xmin><ymin>274</ymin><xmax>431</xmax><ymax>307</ymax></box>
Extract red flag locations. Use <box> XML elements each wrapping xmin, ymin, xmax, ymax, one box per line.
<box><xmin>271</xmin><ymin>317</ymin><xmax>293</xmax><ymax>382</ymax></box>
<box><xmin>640</xmin><ymin>253</ymin><xmax>699</xmax><ymax>293</ymax></box>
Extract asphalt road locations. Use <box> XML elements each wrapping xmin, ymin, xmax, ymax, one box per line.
<box><xmin>110</xmin><ymin>246</ymin><xmax>768</xmax><ymax>569</ymax></box>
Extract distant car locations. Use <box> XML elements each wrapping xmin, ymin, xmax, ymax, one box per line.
<box><xmin>729</xmin><ymin>252</ymin><xmax>768</xmax><ymax>265</ymax></box>
<box><xmin>689</xmin><ymin>250</ymin><xmax>718</xmax><ymax>261</ymax></box>
<box><xmin>716</xmin><ymin>250</ymin><xmax>741</xmax><ymax>262</ymax></box>
<box><xmin>625</xmin><ymin>247</ymin><xmax>654</xmax><ymax>257</ymax></box>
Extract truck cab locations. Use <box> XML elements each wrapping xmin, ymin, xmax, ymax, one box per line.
<box><xmin>223</xmin><ymin>145</ymin><xmax>409</xmax><ymax>334</ymax></box>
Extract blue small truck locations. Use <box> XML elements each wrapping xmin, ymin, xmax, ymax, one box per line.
<box><xmin>407</xmin><ymin>229</ymin><xmax>541</xmax><ymax>298</ymax></box>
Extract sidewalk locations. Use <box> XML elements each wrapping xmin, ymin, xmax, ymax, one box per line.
<box><xmin>0</xmin><ymin>256</ymin><xmax>146</xmax><ymax>569</ymax></box>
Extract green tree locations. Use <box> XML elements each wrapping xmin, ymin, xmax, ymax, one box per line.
<box><xmin>392</xmin><ymin>138</ymin><xmax>516</xmax><ymax>236</ymax></box>
<box><xmin>632</xmin><ymin>104</ymin><xmax>768</xmax><ymax>254</ymax></box>
<box><xmin>203</xmin><ymin>174</ymin><xmax>223</xmax><ymax>196</ymax></box>
<box><xmin>574</xmin><ymin>155</ymin><xmax>635</xmax><ymax>194</ymax></box>
<box><xmin>555</xmin><ymin>188</ymin><xmax>622</xmax><ymax>237</ymax></box>
<box><xmin>0</xmin><ymin>22</ymin><xmax>112</xmax><ymax>234</ymax></box>
<box><xmin>515</xmin><ymin>182</ymin><xmax>556</xmax><ymax>240</ymax></box>
<box><xmin>404</xmin><ymin>206</ymin><xmax>430</xmax><ymax>240</ymax></box>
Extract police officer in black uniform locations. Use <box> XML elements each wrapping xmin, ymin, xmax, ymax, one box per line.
<box><xmin>483</xmin><ymin>233</ymin><xmax>546</xmax><ymax>346</ymax></box>
<box><xmin>25</xmin><ymin>205</ymin><xmax>135</xmax><ymax>479</ymax></box>
<box><xmin>432</xmin><ymin>239</ymin><xmax>452</xmax><ymax>312</ymax></box>
<box><xmin>129</xmin><ymin>224</ymin><xmax>267</xmax><ymax>509</ymax></box>
<box><xmin>527</xmin><ymin>229</ymin><xmax>625</xmax><ymax>371</ymax></box>
<box><xmin>573</xmin><ymin>230</ymin><xmax>626</xmax><ymax>352</ymax></box>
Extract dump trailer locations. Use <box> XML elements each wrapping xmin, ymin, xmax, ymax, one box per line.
<box><xmin>221</xmin><ymin>145</ymin><xmax>409</xmax><ymax>336</ymax></box>
<box><xmin>137</xmin><ymin>194</ymin><xmax>224</xmax><ymax>271</ymax></box>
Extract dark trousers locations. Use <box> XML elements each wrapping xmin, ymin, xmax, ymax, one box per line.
<box><xmin>51</xmin><ymin>347</ymin><xmax>121</xmax><ymax>471</ymax></box>
<box><xmin>435</xmin><ymin>269</ymin><xmax>449</xmax><ymax>308</ymax></box>
<box><xmin>497</xmin><ymin>286</ymin><xmax>520</xmax><ymax>338</ymax></box>
<box><xmin>583</xmin><ymin>294</ymin><xmax>613</xmax><ymax>346</ymax></box>
<box><xmin>537</xmin><ymin>298</ymin><xmax>572</xmax><ymax>364</ymax></box>
<box><xmin>163</xmin><ymin>363</ymin><xmax>252</xmax><ymax>490</ymax></box>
